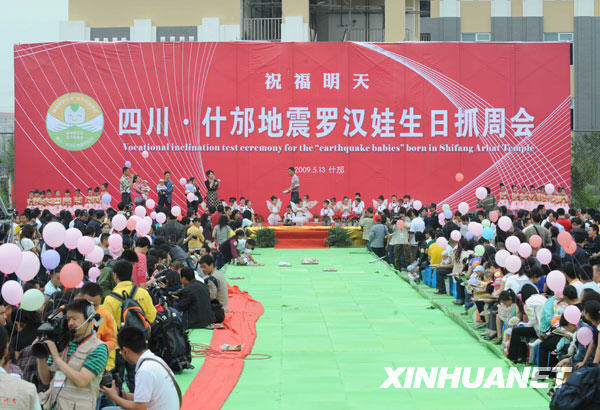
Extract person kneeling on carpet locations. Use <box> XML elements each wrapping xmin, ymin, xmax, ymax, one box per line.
<box><xmin>174</xmin><ymin>267</ymin><xmax>215</xmax><ymax>329</ymax></box>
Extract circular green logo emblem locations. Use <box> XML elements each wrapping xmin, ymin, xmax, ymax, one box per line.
<box><xmin>46</xmin><ymin>92</ymin><xmax>104</xmax><ymax>151</ymax></box>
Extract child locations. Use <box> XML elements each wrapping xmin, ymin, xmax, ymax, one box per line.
<box><xmin>407</xmin><ymin>231</ymin><xmax>428</xmax><ymax>282</ymax></box>
<box><xmin>156</xmin><ymin>179</ymin><xmax>167</xmax><ymax>198</ymax></box>
<box><xmin>266</xmin><ymin>196</ymin><xmax>282</xmax><ymax>225</ymax></box>
<box><xmin>320</xmin><ymin>200</ymin><xmax>334</xmax><ymax>226</ymax></box>
<box><xmin>372</xmin><ymin>195</ymin><xmax>387</xmax><ymax>214</ymax></box>
<box><xmin>388</xmin><ymin>195</ymin><xmax>400</xmax><ymax>215</ymax></box>
<box><xmin>62</xmin><ymin>189</ymin><xmax>72</xmax><ymax>210</ymax></box>
<box><xmin>283</xmin><ymin>205</ymin><xmax>295</xmax><ymax>226</ymax></box>
<box><xmin>495</xmin><ymin>289</ymin><xmax>518</xmax><ymax>345</ymax></box>
<box><xmin>236</xmin><ymin>238</ymin><xmax>261</xmax><ymax>265</ymax></box>
<box><xmin>141</xmin><ymin>180</ymin><xmax>151</xmax><ymax>201</ymax></box>
<box><xmin>498</xmin><ymin>183</ymin><xmax>510</xmax><ymax>209</ymax></box>
<box><xmin>73</xmin><ymin>189</ymin><xmax>83</xmax><ymax>210</ymax></box>
<box><xmin>26</xmin><ymin>191</ymin><xmax>34</xmax><ymax>208</ymax></box>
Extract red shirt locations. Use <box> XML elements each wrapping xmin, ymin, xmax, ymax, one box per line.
<box><xmin>210</xmin><ymin>212</ymin><xmax>222</xmax><ymax>230</ymax></box>
<box><xmin>132</xmin><ymin>252</ymin><xmax>147</xmax><ymax>286</ymax></box>
<box><xmin>557</xmin><ymin>218</ymin><xmax>572</xmax><ymax>232</ymax></box>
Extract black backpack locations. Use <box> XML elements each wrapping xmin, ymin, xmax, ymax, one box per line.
<box><xmin>148</xmin><ymin>305</ymin><xmax>192</xmax><ymax>374</ymax></box>
<box><xmin>109</xmin><ymin>286</ymin><xmax>151</xmax><ymax>340</ymax></box>
<box><xmin>551</xmin><ymin>365</ymin><xmax>600</xmax><ymax>410</ymax></box>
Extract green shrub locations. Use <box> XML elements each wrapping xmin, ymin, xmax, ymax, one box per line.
<box><xmin>326</xmin><ymin>227</ymin><xmax>352</xmax><ymax>247</ymax></box>
<box><xmin>252</xmin><ymin>228</ymin><xmax>277</xmax><ymax>248</ymax></box>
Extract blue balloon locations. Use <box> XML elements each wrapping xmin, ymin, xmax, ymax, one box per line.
<box><xmin>125</xmin><ymin>161</ymin><xmax>131</xmax><ymax>168</ymax></box>
<box><xmin>482</xmin><ymin>227</ymin><xmax>494</xmax><ymax>241</ymax></box>
<box><xmin>41</xmin><ymin>250</ymin><xmax>60</xmax><ymax>270</ymax></box>
<box><xmin>443</xmin><ymin>209</ymin><xmax>452</xmax><ymax>219</ymax></box>
<box><xmin>101</xmin><ymin>193</ymin><xmax>112</xmax><ymax>204</ymax></box>
<box><xmin>466</xmin><ymin>232</ymin><xmax>474</xmax><ymax>241</ymax></box>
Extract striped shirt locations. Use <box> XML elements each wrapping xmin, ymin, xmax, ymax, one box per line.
<box><xmin>48</xmin><ymin>334</ymin><xmax>108</xmax><ymax>376</ymax></box>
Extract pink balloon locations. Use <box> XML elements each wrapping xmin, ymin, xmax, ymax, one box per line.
<box><xmin>557</xmin><ymin>231</ymin><xmax>573</xmax><ymax>248</ymax></box>
<box><xmin>108</xmin><ymin>234</ymin><xmax>123</xmax><ymax>251</ymax></box>
<box><xmin>109</xmin><ymin>249</ymin><xmax>122</xmax><ymax>259</ymax></box>
<box><xmin>475</xmin><ymin>187</ymin><xmax>487</xmax><ymax>200</ymax></box>
<box><xmin>141</xmin><ymin>150</ymin><xmax>149</xmax><ymax>159</ymax></box>
<box><xmin>505</xmin><ymin>236</ymin><xmax>521</xmax><ymax>253</ymax></box>
<box><xmin>1</xmin><ymin>280</ymin><xmax>23</xmax><ymax>306</ymax></box>
<box><xmin>112</xmin><ymin>214</ymin><xmax>127</xmax><ymax>232</ymax></box>
<box><xmin>126</xmin><ymin>217</ymin><xmax>137</xmax><ymax>231</ymax></box>
<box><xmin>468</xmin><ymin>222</ymin><xmax>483</xmax><ymax>237</ymax></box>
<box><xmin>529</xmin><ymin>235</ymin><xmax>542</xmax><ymax>248</ymax></box>
<box><xmin>42</xmin><ymin>222</ymin><xmax>66</xmax><ymax>248</ymax></box>
<box><xmin>536</xmin><ymin>248</ymin><xmax>552</xmax><ymax>265</ymax></box>
<box><xmin>136</xmin><ymin>220</ymin><xmax>151</xmax><ymax>236</ymax></box>
<box><xmin>498</xmin><ymin>216</ymin><xmax>512</xmax><ymax>232</ymax></box>
<box><xmin>564</xmin><ymin>305</ymin><xmax>581</xmax><ymax>325</ymax></box>
<box><xmin>413</xmin><ymin>200</ymin><xmax>422</xmax><ymax>211</ymax></box>
<box><xmin>60</xmin><ymin>263</ymin><xmax>83</xmax><ymax>288</ymax></box>
<box><xmin>547</xmin><ymin>270</ymin><xmax>566</xmax><ymax>296</ymax></box>
<box><xmin>545</xmin><ymin>183</ymin><xmax>555</xmax><ymax>195</ymax></box>
<box><xmin>88</xmin><ymin>267</ymin><xmax>101</xmax><ymax>281</ymax></box>
<box><xmin>518</xmin><ymin>242</ymin><xmax>532</xmax><ymax>258</ymax></box>
<box><xmin>146</xmin><ymin>199</ymin><xmax>155</xmax><ymax>209</ymax></box>
<box><xmin>16</xmin><ymin>251</ymin><xmax>40</xmax><ymax>282</ymax></box>
<box><xmin>565</xmin><ymin>241</ymin><xmax>577</xmax><ymax>255</ymax></box>
<box><xmin>179</xmin><ymin>177</ymin><xmax>186</xmax><ymax>185</ymax></box>
<box><xmin>88</xmin><ymin>246</ymin><xmax>104</xmax><ymax>264</ymax></box>
<box><xmin>171</xmin><ymin>206</ymin><xmax>182</xmax><ymax>217</ymax></box>
<box><xmin>135</xmin><ymin>206</ymin><xmax>146</xmax><ymax>217</ymax></box>
<box><xmin>0</xmin><ymin>244</ymin><xmax>23</xmax><ymax>274</ymax></box>
<box><xmin>76</xmin><ymin>236</ymin><xmax>95</xmax><ymax>256</ymax></box>
<box><xmin>156</xmin><ymin>212</ymin><xmax>167</xmax><ymax>224</ymax></box>
<box><xmin>489</xmin><ymin>211</ymin><xmax>499</xmax><ymax>223</ymax></box>
<box><xmin>436</xmin><ymin>237</ymin><xmax>448</xmax><ymax>249</ymax></box>
<box><xmin>64</xmin><ymin>228</ymin><xmax>82</xmax><ymax>250</ymax></box>
<box><xmin>186</xmin><ymin>193</ymin><xmax>196</xmax><ymax>202</ymax></box>
<box><xmin>505</xmin><ymin>255</ymin><xmax>522</xmax><ymax>273</ymax></box>
<box><xmin>577</xmin><ymin>327</ymin><xmax>593</xmax><ymax>347</ymax></box>
<box><xmin>495</xmin><ymin>249</ymin><xmax>510</xmax><ymax>268</ymax></box>
<box><xmin>450</xmin><ymin>230</ymin><xmax>461</xmax><ymax>242</ymax></box>
<box><xmin>150</xmin><ymin>211</ymin><xmax>157</xmax><ymax>220</ymax></box>
<box><xmin>458</xmin><ymin>202</ymin><xmax>469</xmax><ymax>215</ymax></box>
<box><xmin>396</xmin><ymin>220</ymin><xmax>404</xmax><ymax>229</ymax></box>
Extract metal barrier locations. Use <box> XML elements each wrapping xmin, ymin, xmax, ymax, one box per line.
<box><xmin>242</xmin><ymin>18</ymin><xmax>282</xmax><ymax>41</ymax></box>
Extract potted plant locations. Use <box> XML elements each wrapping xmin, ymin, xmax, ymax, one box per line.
<box><xmin>254</xmin><ymin>214</ymin><xmax>264</xmax><ymax>227</ymax></box>
<box><xmin>333</xmin><ymin>212</ymin><xmax>342</xmax><ymax>227</ymax></box>
<box><xmin>313</xmin><ymin>215</ymin><xmax>319</xmax><ymax>224</ymax></box>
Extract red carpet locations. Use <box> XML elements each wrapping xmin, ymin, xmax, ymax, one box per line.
<box><xmin>181</xmin><ymin>285</ymin><xmax>264</xmax><ymax>410</ymax></box>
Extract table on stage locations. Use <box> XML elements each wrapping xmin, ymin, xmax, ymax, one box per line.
<box><xmin>246</xmin><ymin>224</ymin><xmax>365</xmax><ymax>248</ymax></box>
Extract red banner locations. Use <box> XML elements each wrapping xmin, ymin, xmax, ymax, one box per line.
<box><xmin>14</xmin><ymin>41</ymin><xmax>571</xmax><ymax>212</ymax></box>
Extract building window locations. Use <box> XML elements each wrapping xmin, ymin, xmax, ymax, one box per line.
<box><xmin>90</xmin><ymin>27</ymin><xmax>130</xmax><ymax>42</ymax></box>
<box><xmin>420</xmin><ymin>0</ymin><xmax>430</xmax><ymax>17</ymax></box>
<box><xmin>543</xmin><ymin>32</ymin><xmax>573</xmax><ymax>42</ymax></box>
<box><xmin>156</xmin><ymin>26</ymin><xmax>198</xmax><ymax>42</ymax></box>
<box><xmin>461</xmin><ymin>33</ymin><xmax>491</xmax><ymax>42</ymax></box>
<box><xmin>420</xmin><ymin>33</ymin><xmax>431</xmax><ymax>41</ymax></box>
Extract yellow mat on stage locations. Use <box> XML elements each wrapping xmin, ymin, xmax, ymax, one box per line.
<box><xmin>247</xmin><ymin>225</ymin><xmax>365</xmax><ymax>247</ymax></box>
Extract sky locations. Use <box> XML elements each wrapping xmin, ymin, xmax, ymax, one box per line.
<box><xmin>0</xmin><ymin>0</ymin><xmax>68</xmax><ymax>113</ymax></box>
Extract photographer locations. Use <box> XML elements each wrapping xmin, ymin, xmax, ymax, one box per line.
<box><xmin>174</xmin><ymin>267</ymin><xmax>214</xmax><ymax>329</ymax></box>
<box><xmin>0</xmin><ymin>325</ymin><xmax>41</xmax><ymax>409</ymax></box>
<box><xmin>100</xmin><ymin>327</ymin><xmax>180</xmax><ymax>410</ymax></box>
<box><xmin>37</xmin><ymin>299</ymin><xmax>108</xmax><ymax>410</ymax></box>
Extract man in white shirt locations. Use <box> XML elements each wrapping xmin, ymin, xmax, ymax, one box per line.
<box><xmin>101</xmin><ymin>327</ymin><xmax>180</xmax><ymax>410</ymax></box>
<box><xmin>408</xmin><ymin>210</ymin><xmax>425</xmax><ymax>247</ymax></box>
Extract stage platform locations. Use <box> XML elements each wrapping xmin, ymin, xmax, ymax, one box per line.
<box><xmin>247</xmin><ymin>225</ymin><xmax>365</xmax><ymax>248</ymax></box>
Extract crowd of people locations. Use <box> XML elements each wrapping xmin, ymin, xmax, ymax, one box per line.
<box><xmin>0</xmin><ymin>184</ymin><xmax>266</xmax><ymax>409</ymax></box>
<box><xmin>356</xmin><ymin>186</ymin><xmax>600</xmax><ymax>395</ymax></box>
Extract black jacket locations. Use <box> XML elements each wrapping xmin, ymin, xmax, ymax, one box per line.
<box><xmin>178</xmin><ymin>279</ymin><xmax>214</xmax><ymax>329</ymax></box>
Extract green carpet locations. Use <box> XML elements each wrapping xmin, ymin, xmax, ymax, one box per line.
<box><xmin>180</xmin><ymin>248</ymin><xmax>548</xmax><ymax>410</ymax></box>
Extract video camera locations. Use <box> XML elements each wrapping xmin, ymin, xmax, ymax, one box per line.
<box><xmin>32</xmin><ymin>307</ymin><xmax>70</xmax><ymax>359</ymax></box>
